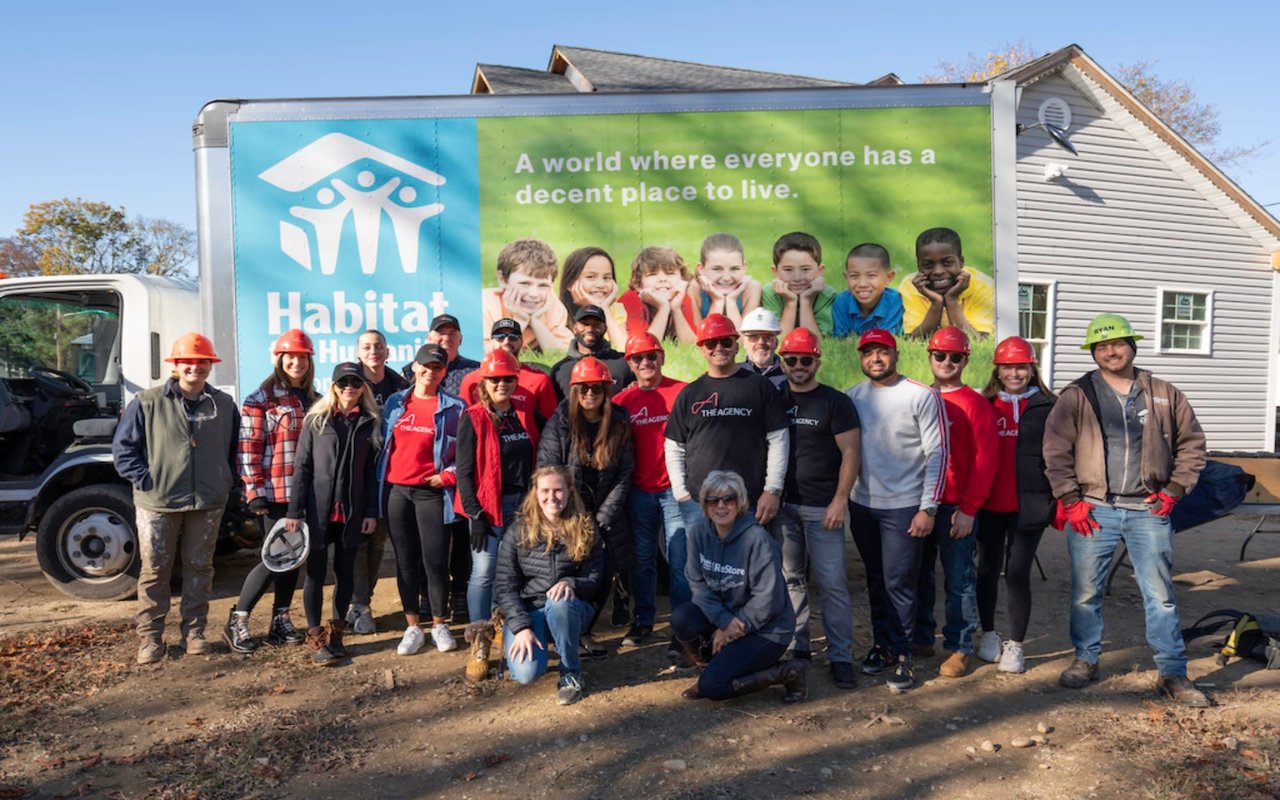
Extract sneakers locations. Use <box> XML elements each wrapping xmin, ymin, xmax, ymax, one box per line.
<box><xmin>622</xmin><ymin>625</ymin><xmax>652</xmax><ymax>648</ymax></box>
<box><xmin>184</xmin><ymin>634</ymin><xmax>213</xmax><ymax>656</ymax></box>
<box><xmin>268</xmin><ymin>610</ymin><xmax>304</xmax><ymax>646</ymax></box>
<box><xmin>885</xmin><ymin>656</ymin><xmax>915</xmax><ymax>692</ymax></box>
<box><xmin>998</xmin><ymin>641</ymin><xmax>1026</xmax><ymax>674</ymax></box>
<box><xmin>431</xmin><ymin>623</ymin><xmax>458</xmax><ymax>652</ymax></box>
<box><xmin>1156</xmin><ymin>675</ymin><xmax>1210</xmax><ymax>708</ymax></box>
<box><xmin>976</xmin><ymin>630</ymin><xmax>1003</xmax><ymax>663</ymax></box>
<box><xmin>860</xmin><ymin>646</ymin><xmax>891</xmax><ymax>675</ymax></box>
<box><xmin>223</xmin><ymin>609</ymin><xmax>256</xmax><ymax>654</ymax></box>
<box><xmin>939</xmin><ymin>651</ymin><xmax>971</xmax><ymax>678</ymax></box>
<box><xmin>396</xmin><ymin>625</ymin><xmax>426</xmax><ymax>656</ymax></box>
<box><xmin>306</xmin><ymin>626</ymin><xmax>335</xmax><ymax>667</ymax></box>
<box><xmin>556</xmin><ymin>672</ymin><xmax>585</xmax><ymax>706</ymax></box>
<box><xmin>348</xmin><ymin>604</ymin><xmax>376</xmax><ymax>635</ymax></box>
<box><xmin>830</xmin><ymin>660</ymin><xmax>858</xmax><ymax>690</ymax></box>
<box><xmin>578</xmin><ymin>634</ymin><xmax>607</xmax><ymax>661</ymax></box>
<box><xmin>1058</xmin><ymin>658</ymin><xmax>1099</xmax><ymax>689</ymax></box>
<box><xmin>137</xmin><ymin>639</ymin><xmax>164</xmax><ymax>665</ymax></box>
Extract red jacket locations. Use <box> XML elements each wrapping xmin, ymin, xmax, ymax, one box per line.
<box><xmin>938</xmin><ymin>385</ymin><xmax>999</xmax><ymax>517</ymax></box>
<box><xmin>453</xmin><ymin>398</ymin><xmax>539</xmax><ymax>526</ymax></box>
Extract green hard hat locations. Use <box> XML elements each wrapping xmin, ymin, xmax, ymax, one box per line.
<box><xmin>1080</xmin><ymin>313</ymin><xmax>1144</xmax><ymax>349</ymax></box>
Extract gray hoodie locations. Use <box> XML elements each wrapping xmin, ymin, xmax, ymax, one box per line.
<box><xmin>684</xmin><ymin>513</ymin><xmax>794</xmax><ymax>646</ymax></box>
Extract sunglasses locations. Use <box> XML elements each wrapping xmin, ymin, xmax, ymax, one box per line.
<box><xmin>578</xmin><ymin>383</ymin><xmax>608</xmax><ymax>396</ymax></box>
<box><xmin>628</xmin><ymin>352</ymin><xmax>659</xmax><ymax>364</ymax></box>
<box><xmin>701</xmin><ymin>337</ymin><xmax>736</xmax><ymax>351</ymax></box>
<box><xmin>782</xmin><ymin>356</ymin><xmax>815</xmax><ymax>367</ymax></box>
<box><xmin>704</xmin><ymin>494</ymin><xmax>738</xmax><ymax>506</ymax></box>
<box><xmin>485</xmin><ymin>375</ymin><xmax>517</xmax><ymax>384</ymax></box>
<box><xmin>335</xmin><ymin>378</ymin><xmax>364</xmax><ymax>390</ymax></box>
<box><xmin>930</xmin><ymin>352</ymin><xmax>966</xmax><ymax>365</ymax></box>
<box><xmin>492</xmin><ymin>332</ymin><xmax>521</xmax><ymax>342</ymax></box>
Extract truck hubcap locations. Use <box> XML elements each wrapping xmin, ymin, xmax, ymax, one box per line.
<box><xmin>63</xmin><ymin>510</ymin><xmax>135</xmax><ymax>578</ymax></box>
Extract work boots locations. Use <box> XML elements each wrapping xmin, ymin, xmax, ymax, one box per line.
<box><xmin>327</xmin><ymin>618</ymin><xmax>348</xmax><ymax>659</ymax></box>
<box><xmin>306</xmin><ymin>626</ymin><xmax>335</xmax><ymax>667</ymax></box>
<box><xmin>730</xmin><ymin>658</ymin><xmax>809</xmax><ymax>703</ymax></box>
<box><xmin>464</xmin><ymin>621</ymin><xmax>493</xmax><ymax>683</ymax></box>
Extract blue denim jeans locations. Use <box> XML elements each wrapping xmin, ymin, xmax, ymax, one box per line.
<box><xmin>504</xmin><ymin>597</ymin><xmax>594</xmax><ymax>684</ymax></box>
<box><xmin>849</xmin><ymin>502</ymin><xmax>924</xmax><ymax>659</ymax></box>
<box><xmin>915</xmin><ymin>505</ymin><xmax>979</xmax><ymax>654</ymax></box>
<box><xmin>1066</xmin><ymin>504</ymin><xmax>1188</xmax><ymax>676</ymax></box>
<box><xmin>670</xmin><ymin>602</ymin><xmax>788</xmax><ymax>701</ymax></box>
<box><xmin>467</xmin><ymin>494</ymin><xmax>522</xmax><ymax>624</ymax></box>
<box><xmin>630</xmin><ymin>488</ymin><xmax>690</xmax><ymax>628</ymax></box>
<box><xmin>778</xmin><ymin>503</ymin><xmax>854</xmax><ymax>662</ymax></box>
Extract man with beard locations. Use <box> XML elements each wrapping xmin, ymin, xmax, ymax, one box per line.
<box><xmin>550</xmin><ymin>304</ymin><xmax>634</xmax><ymax>401</ymax></box>
<box><xmin>737</xmin><ymin>307</ymin><xmax>787</xmax><ymax>389</ymax></box>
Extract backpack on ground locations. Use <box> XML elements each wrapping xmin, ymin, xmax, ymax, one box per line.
<box><xmin>1182</xmin><ymin>609</ymin><xmax>1280</xmax><ymax>669</ymax></box>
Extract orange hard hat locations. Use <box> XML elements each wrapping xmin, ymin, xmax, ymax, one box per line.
<box><xmin>779</xmin><ymin>328</ymin><xmax>822</xmax><ymax>357</ymax></box>
<box><xmin>927</xmin><ymin>326</ymin><xmax>970</xmax><ymax>355</ymax></box>
<box><xmin>165</xmin><ymin>332</ymin><xmax>221</xmax><ymax>363</ymax></box>
<box><xmin>570</xmin><ymin>356</ymin><xmax>612</xmax><ymax>386</ymax></box>
<box><xmin>993</xmin><ymin>336</ymin><xmax>1037</xmax><ymax>365</ymax></box>
<box><xmin>695</xmin><ymin>313</ymin><xmax>738</xmax><ymax>344</ymax></box>
<box><xmin>479</xmin><ymin>348</ymin><xmax>519</xmax><ymax>379</ymax></box>
<box><xmin>624</xmin><ymin>332</ymin><xmax>664</xmax><ymax>359</ymax></box>
<box><xmin>272</xmin><ymin>328</ymin><xmax>314</xmax><ymax>356</ymax></box>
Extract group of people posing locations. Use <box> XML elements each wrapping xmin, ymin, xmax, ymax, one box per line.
<box><xmin>113</xmin><ymin>233</ymin><xmax>1208</xmax><ymax>709</ymax></box>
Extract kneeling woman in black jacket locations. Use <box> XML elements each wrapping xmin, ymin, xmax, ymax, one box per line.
<box><xmin>495</xmin><ymin>465</ymin><xmax>603</xmax><ymax>706</ymax></box>
<box><xmin>285</xmin><ymin>363</ymin><xmax>381</xmax><ymax>666</ymax></box>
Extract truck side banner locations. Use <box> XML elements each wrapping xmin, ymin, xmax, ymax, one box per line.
<box><xmin>225</xmin><ymin>92</ymin><xmax>995</xmax><ymax>395</ymax></box>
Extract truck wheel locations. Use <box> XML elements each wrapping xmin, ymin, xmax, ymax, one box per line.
<box><xmin>36</xmin><ymin>485</ymin><xmax>140</xmax><ymax>601</ymax></box>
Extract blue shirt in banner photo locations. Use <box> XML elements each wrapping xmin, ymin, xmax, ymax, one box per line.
<box><xmin>832</xmin><ymin>286</ymin><xmax>904</xmax><ymax>337</ymax></box>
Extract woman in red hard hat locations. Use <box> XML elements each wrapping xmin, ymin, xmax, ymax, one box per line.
<box><xmin>223</xmin><ymin>329</ymin><xmax>319</xmax><ymax>655</ymax></box>
<box><xmin>536</xmin><ymin>356</ymin><xmax>635</xmax><ymax>659</ymax></box>
<box><xmin>974</xmin><ymin>336</ymin><xmax>1057</xmax><ymax>674</ymax></box>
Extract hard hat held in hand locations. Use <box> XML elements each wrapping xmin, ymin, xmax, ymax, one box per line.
<box><xmin>165</xmin><ymin>332</ymin><xmax>221</xmax><ymax>363</ymax></box>
<box><xmin>1081</xmin><ymin>313</ymin><xmax>1144</xmax><ymax>350</ymax></box>
<box><xmin>261</xmin><ymin>517</ymin><xmax>309</xmax><ymax>573</ymax></box>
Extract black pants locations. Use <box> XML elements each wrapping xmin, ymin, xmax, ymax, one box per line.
<box><xmin>975</xmin><ymin>510</ymin><xmax>1044</xmax><ymax>642</ymax></box>
<box><xmin>302</xmin><ymin>523</ymin><xmax>359</xmax><ymax>629</ymax></box>
<box><xmin>670</xmin><ymin>603</ymin><xmax>787</xmax><ymax>700</ymax></box>
<box><xmin>446</xmin><ymin>519</ymin><xmax>471</xmax><ymax>612</ymax></box>
<box><xmin>387</xmin><ymin>484</ymin><xmax>449</xmax><ymax>620</ymax></box>
<box><xmin>235</xmin><ymin>502</ymin><xmax>299</xmax><ymax>614</ymax></box>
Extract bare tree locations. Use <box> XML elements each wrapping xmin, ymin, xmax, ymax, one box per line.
<box><xmin>131</xmin><ymin>217</ymin><xmax>197</xmax><ymax>277</ymax></box>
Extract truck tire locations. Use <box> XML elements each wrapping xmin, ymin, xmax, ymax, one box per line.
<box><xmin>36</xmin><ymin>484</ymin><xmax>140</xmax><ymax>601</ymax></box>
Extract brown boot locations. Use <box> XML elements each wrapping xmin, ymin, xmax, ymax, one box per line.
<box><xmin>490</xmin><ymin>608</ymin><xmax>504</xmax><ymax>668</ymax></box>
<box><xmin>681</xmin><ymin>681</ymin><xmax>702</xmax><ymax>700</ymax></box>
<box><xmin>779</xmin><ymin>658</ymin><xmax>809</xmax><ymax>703</ymax></box>
<box><xmin>327</xmin><ymin>619</ymin><xmax>348</xmax><ymax>659</ymax></box>
<box><xmin>306</xmin><ymin>626</ymin><xmax>335</xmax><ymax>667</ymax></box>
<box><xmin>939</xmin><ymin>651</ymin><xmax>971</xmax><ymax>678</ymax></box>
<box><xmin>675</xmin><ymin>639</ymin><xmax>708</xmax><ymax>671</ymax></box>
<box><xmin>464</xmin><ymin>621</ymin><xmax>492</xmax><ymax>683</ymax></box>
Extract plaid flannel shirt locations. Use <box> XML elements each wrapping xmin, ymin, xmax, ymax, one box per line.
<box><xmin>239</xmin><ymin>382</ymin><xmax>307</xmax><ymax>503</ymax></box>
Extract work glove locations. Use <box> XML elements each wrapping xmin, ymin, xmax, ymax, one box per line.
<box><xmin>1145</xmin><ymin>491</ymin><xmax>1179</xmax><ymax>517</ymax></box>
<box><xmin>469</xmin><ymin>517</ymin><xmax>492</xmax><ymax>552</ymax></box>
<box><xmin>1057</xmin><ymin>499</ymin><xmax>1100</xmax><ymax>537</ymax></box>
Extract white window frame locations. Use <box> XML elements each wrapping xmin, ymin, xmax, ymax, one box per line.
<box><xmin>1153</xmin><ymin>286</ymin><xmax>1214</xmax><ymax>356</ymax></box>
<box><xmin>1017</xmin><ymin>279</ymin><xmax>1056</xmax><ymax>384</ymax></box>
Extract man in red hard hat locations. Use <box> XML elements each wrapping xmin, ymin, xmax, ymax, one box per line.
<box><xmin>913</xmin><ymin>326</ymin><xmax>998</xmax><ymax>679</ymax></box>
<box><xmin>665</xmin><ymin>313</ymin><xmax>789</xmax><ymax>533</ymax></box>
<box><xmin>775</xmin><ymin>327</ymin><xmax>861</xmax><ymax>690</ymax></box>
<box><xmin>113</xmin><ymin>333</ymin><xmax>241</xmax><ymax>665</ymax></box>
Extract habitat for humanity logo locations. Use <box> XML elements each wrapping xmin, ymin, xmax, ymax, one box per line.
<box><xmin>258</xmin><ymin>133</ymin><xmax>446</xmax><ymax>275</ymax></box>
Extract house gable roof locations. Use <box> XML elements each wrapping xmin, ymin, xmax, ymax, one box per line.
<box><xmin>473</xmin><ymin>64</ymin><xmax>574</xmax><ymax>95</ymax></box>
<box><xmin>548</xmin><ymin>45</ymin><xmax>856</xmax><ymax>92</ymax></box>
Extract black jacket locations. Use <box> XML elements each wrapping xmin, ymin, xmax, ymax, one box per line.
<box><xmin>1013</xmin><ymin>391</ymin><xmax>1055</xmax><ymax>531</ymax></box>
<box><xmin>536</xmin><ymin>403</ymin><xmax>634</xmax><ymax>566</ymax></box>
<box><xmin>288</xmin><ymin>410</ymin><xmax>380</xmax><ymax>550</ymax></box>
<box><xmin>549</xmin><ymin>338</ymin><xmax>634</xmax><ymax>402</ymax></box>
<box><xmin>495</xmin><ymin>521</ymin><xmax>604</xmax><ymax>634</ymax></box>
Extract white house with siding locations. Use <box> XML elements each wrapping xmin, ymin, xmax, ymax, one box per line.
<box><xmin>475</xmin><ymin>44</ymin><xmax>1280</xmax><ymax>452</ymax></box>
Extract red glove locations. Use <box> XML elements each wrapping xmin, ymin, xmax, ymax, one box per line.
<box><xmin>1145</xmin><ymin>491</ymin><xmax>1178</xmax><ymax>517</ymax></box>
<box><xmin>1057</xmin><ymin>499</ymin><xmax>1100</xmax><ymax>536</ymax></box>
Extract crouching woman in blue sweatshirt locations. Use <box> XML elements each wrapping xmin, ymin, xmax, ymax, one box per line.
<box><xmin>671</xmin><ymin>470</ymin><xmax>807</xmax><ymax>703</ymax></box>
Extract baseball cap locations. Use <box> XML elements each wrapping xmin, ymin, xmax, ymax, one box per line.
<box><xmin>331</xmin><ymin>362</ymin><xmax>365</xmax><ymax>383</ymax></box>
<box><xmin>857</xmin><ymin>328</ymin><xmax>898</xmax><ymax>351</ymax></box>
<box><xmin>573</xmin><ymin>304</ymin><xmax>606</xmax><ymax>322</ymax></box>
<box><xmin>491</xmin><ymin>317</ymin><xmax>521</xmax><ymax>336</ymax></box>
<box><xmin>429</xmin><ymin>314</ymin><xmax>460</xmax><ymax>332</ymax></box>
<box><xmin>414</xmin><ymin>343</ymin><xmax>448</xmax><ymax>366</ymax></box>
<box><xmin>740</xmin><ymin>307</ymin><xmax>782</xmax><ymax>334</ymax></box>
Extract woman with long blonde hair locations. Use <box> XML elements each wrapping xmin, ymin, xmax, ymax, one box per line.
<box><xmin>494</xmin><ymin>466</ymin><xmax>603</xmax><ymax>706</ymax></box>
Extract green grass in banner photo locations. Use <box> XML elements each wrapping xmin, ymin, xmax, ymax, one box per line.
<box><xmin>475</xmin><ymin>105</ymin><xmax>993</xmax><ymax>292</ymax></box>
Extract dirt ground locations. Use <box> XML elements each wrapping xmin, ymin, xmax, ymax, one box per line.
<box><xmin>3</xmin><ymin>515</ymin><xmax>1280</xmax><ymax>800</ymax></box>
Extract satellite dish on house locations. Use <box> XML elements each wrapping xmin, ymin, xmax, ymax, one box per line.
<box><xmin>1016</xmin><ymin>120</ymin><xmax>1078</xmax><ymax>156</ymax></box>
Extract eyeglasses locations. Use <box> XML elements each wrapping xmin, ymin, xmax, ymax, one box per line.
<box><xmin>701</xmin><ymin>337</ymin><xmax>736</xmax><ymax>351</ymax></box>
<box><xmin>492</xmin><ymin>332</ymin><xmax>521</xmax><ymax>342</ymax></box>
<box><xmin>782</xmin><ymin>356</ymin><xmax>815</xmax><ymax>367</ymax></box>
<box><xmin>335</xmin><ymin>378</ymin><xmax>364</xmax><ymax>390</ymax></box>
<box><xmin>628</xmin><ymin>352</ymin><xmax>659</xmax><ymax>364</ymax></box>
<box><xmin>485</xmin><ymin>375</ymin><xmax>517</xmax><ymax>384</ymax></box>
<box><xmin>744</xmin><ymin>333</ymin><xmax>775</xmax><ymax>342</ymax></box>
<box><xmin>704</xmin><ymin>494</ymin><xmax>738</xmax><ymax>506</ymax></box>
<box><xmin>578</xmin><ymin>383</ymin><xmax>607</xmax><ymax>396</ymax></box>
<box><xmin>930</xmin><ymin>352</ymin><xmax>966</xmax><ymax>365</ymax></box>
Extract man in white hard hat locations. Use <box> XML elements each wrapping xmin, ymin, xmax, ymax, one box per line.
<box><xmin>738</xmin><ymin>307</ymin><xmax>786</xmax><ymax>389</ymax></box>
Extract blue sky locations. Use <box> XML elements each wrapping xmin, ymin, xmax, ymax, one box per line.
<box><xmin>1</xmin><ymin>1</ymin><xmax>1275</xmax><ymax>238</ymax></box>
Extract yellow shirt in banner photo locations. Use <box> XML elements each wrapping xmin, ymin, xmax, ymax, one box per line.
<box><xmin>899</xmin><ymin>266</ymin><xmax>995</xmax><ymax>336</ymax></box>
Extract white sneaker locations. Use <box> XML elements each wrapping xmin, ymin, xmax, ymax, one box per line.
<box><xmin>977</xmin><ymin>630</ymin><xmax>1003</xmax><ymax>663</ymax></box>
<box><xmin>396</xmin><ymin>625</ymin><xmax>425</xmax><ymax>656</ymax></box>
<box><xmin>351</xmin><ymin>604</ymin><xmax>376</xmax><ymax>635</ymax></box>
<box><xmin>998</xmin><ymin>640</ymin><xmax>1026</xmax><ymax>673</ymax></box>
<box><xmin>431</xmin><ymin>623</ymin><xmax>458</xmax><ymax>653</ymax></box>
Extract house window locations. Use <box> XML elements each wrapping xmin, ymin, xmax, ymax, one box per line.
<box><xmin>1018</xmin><ymin>282</ymin><xmax>1054</xmax><ymax>374</ymax></box>
<box><xmin>1157</xmin><ymin>289</ymin><xmax>1212</xmax><ymax>354</ymax></box>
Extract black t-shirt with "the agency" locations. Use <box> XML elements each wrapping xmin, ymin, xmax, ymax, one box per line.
<box><xmin>665</xmin><ymin>369</ymin><xmax>788</xmax><ymax>504</ymax></box>
<box><xmin>783</xmin><ymin>384</ymin><xmax>860</xmax><ymax>507</ymax></box>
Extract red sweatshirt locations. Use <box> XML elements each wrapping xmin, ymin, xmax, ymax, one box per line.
<box><xmin>938</xmin><ymin>385</ymin><xmax>999</xmax><ymax>516</ymax></box>
<box><xmin>983</xmin><ymin>394</ymin><xmax>1028</xmax><ymax>513</ymax></box>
